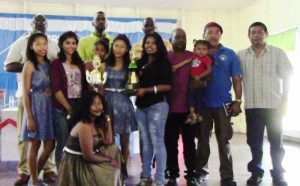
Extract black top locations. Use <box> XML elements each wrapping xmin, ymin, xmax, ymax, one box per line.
<box><xmin>135</xmin><ymin>59</ymin><xmax>172</xmax><ymax>108</ymax></box>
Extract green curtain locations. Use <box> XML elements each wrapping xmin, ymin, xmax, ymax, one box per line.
<box><xmin>267</xmin><ymin>28</ymin><xmax>297</xmax><ymax>51</ymax></box>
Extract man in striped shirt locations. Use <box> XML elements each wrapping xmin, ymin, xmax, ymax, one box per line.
<box><xmin>237</xmin><ymin>22</ymin><xmax>292</xmax><ymax>186</ymax></box>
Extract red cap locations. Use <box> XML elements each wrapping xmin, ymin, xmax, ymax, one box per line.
<box><xmin>204</xmin><ymin>22</ymin><xmax>223</xmax><ymax>34</ymax></box>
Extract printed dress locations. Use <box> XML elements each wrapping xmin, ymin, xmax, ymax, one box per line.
<box><xmin>21</xmin><ymin>62</ymin><xmax>55</xmax><ymax>141</ymax></box>
<box><xmin>104</xmin><ymin>66</ymin><xmax>138</xmax><ymax>134</ymax></box>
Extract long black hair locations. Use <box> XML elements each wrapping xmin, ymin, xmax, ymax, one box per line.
<box><xmin>26</xmin><ymin>32</ymin><xmax>50</xmax><ymax>70</ymax></box>
<box><xmin>105</xmin><ymin>34</ymin><xmax>131</xmax><ymax>69</ymax></box>
<box><xmin>57</xmin><ymin>31</ymin><xmax>83</xmax><ymax>65</ymax></box>
<box><xmin>71</xmin><ymin>91</ymin><xmax>106</xmax><ymax>129</ymax></box>
<box><xmin>140</xmin><ymin>32</ymin><xmax>169</xmax><ymax>65</ymax></box>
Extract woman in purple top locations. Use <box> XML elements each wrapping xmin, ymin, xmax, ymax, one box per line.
<box><xmin>50</xmin><ymin>31</ymin><xmax>88</xmax><ymax>167</ymax></box>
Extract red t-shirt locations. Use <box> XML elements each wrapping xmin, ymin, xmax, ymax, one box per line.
<box><xmin>190</xmin><ymin>55</ymin><xmax>212</xmax><ymax>76</ymax></box>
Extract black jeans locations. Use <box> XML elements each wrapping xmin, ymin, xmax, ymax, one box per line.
<box><xmin>195</xmin><ymin>108</ymin><xmax>234</xmax><ymax>181</ymax></box>
<box><xmin>245</xmin><ymin>108</ymin><xmax>285</xmax><ymax>177</ymax></box>
<box><xmin>164</xmin><ymin>112</ymin><xmax>197</xmax><ymax>179</ymax></box>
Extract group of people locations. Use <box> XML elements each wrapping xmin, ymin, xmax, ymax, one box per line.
<box><xmin>4</xmin><ymin>10</ymin><xmax>292</xmax><ymax>186</ymax></box>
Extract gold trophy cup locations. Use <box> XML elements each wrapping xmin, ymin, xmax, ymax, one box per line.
<box><xmin>86</xmin><ymin>55</ymin><xmax>107</xmax><ymax>91</ymax></box>
<box><xmin>126</xmin><ymin>51</ymin><xmax>139</xmax><ymax>95</ymax></box>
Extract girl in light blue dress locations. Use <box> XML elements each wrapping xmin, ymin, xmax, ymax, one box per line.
<box><xmin>102</xmin><ymin>34</ymin><xmax>138</xmax><ymax>175</ymax></box>
<box><xmin>21</xmin><ymin>33</ymin><xmax>55</xmax><ymax>186</ymax></box>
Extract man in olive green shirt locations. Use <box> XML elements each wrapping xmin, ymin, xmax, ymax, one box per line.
<box><xmin>78</xmin><ymin>11</ymin><xmax>113</xmax><ymax>70</ymax></box>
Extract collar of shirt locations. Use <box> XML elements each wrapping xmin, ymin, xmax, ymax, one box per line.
<box><xmin>246</xmin><ymin>45</ymin><xmax>271</xmax><ymax>55</ymax></box>
<box><xmin>91</xmin><ymin>32</ymin><xmax>112</xmax><ymax>40</ymax></box>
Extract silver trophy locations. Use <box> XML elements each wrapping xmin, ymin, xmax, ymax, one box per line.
<box><xmin>86</xmin><ymin>55</ymin><xmax>107</xmax><ymax>91</ymax></box>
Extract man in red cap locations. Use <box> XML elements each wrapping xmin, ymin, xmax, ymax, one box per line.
<box><xmin>194</xmin><ymin>22</ymin><xmax>242</xmax><ymax>186</ymax></box>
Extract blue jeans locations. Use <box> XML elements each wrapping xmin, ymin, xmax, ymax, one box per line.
<box><xmin>53</xmin><ymin>98</ymin><xmax>80</xmax><ymax>166</ymax></box>
<box><xmin>53</xmin><ymin>107</ymin><xmax>69</xmax><ymax>167</ymax></box>
<box><xmin>245</xmin><ymin>109</ymin><xmax>285</xmax><ymax>177</ymax></box>
<box><xmin>135</xmin><ymin>101</ymin><xmax>169</xmax><ymax>184</ymax></box>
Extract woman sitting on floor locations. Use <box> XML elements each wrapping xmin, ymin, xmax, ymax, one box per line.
<box><xmin>57</xmin><ymin>90</ymin><xmax>123</xmax><ymax>186</ymax></box>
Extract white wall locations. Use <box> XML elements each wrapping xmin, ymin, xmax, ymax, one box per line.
<box><xmin>0</xmin><ymin>1</ymin><xmax>242</xmax><ymax>50</ymax></box>
<box><xmin>0</xmin><ymin>0</ymin><xmax>299</xmax><ymax>132</ymax></box>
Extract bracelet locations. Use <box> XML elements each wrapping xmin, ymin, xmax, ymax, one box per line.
<box><xmin>235</xmin><ymin>99</ymin><xmax>242</xmax><ymax>103</ymax></box>
<box><xmin>66</xmin><ymin>114</ymin><xmax>71</xmax><ymax>120</ymax></box>
<box><xmin>154</xmin><ymin>85</ymin><xmax>158</xmax><ymax>94</ymax></box>
<box><xmin>106</xmin><ymin>115</ymin><xmax>111</xmax><ymax>122</ymax></box>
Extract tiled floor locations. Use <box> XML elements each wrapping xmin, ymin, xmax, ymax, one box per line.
<box><xmin>0</xmin><ymin>133</ymin><xmax>299</xmax><ymax>186</ymax></box>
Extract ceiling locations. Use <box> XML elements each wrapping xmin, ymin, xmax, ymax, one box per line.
<box><xmin>9</xmin><ymin>0</ymin><xmax>258</xmax><ymax>11</ymax></box>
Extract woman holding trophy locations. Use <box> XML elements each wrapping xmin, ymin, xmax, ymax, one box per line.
<box><xmin>135</xmin><ymin>32</ymin><xmax>172</xmax><ymax>186</ymax></box>
<box><xmin>99</xmin><ymin>34</ymin><xmax>138</xmax><ymax>176</ymax></box>
<box><xmin>50</xmin><ymin>31</ymin><xmax>88</xmax><ymax>167</ymax></box>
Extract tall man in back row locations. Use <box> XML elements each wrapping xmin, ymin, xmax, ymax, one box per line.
<box><xmin>78</xmin><ymin>11</ymin><xmax>114</xmax><ymax>70</ymax></box>
<box><xmin>132</xmin><ymin>17</ymin><xmax>172</xmax><ymax>59</ymax></box>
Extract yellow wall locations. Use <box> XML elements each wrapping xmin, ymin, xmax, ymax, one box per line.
<box><xmin>0</xmin><ymin>0</ymin><xmax>299</xmax><ymax>132</ymax></box>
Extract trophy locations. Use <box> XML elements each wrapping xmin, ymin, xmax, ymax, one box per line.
<box><xmin>126</xmin><ymin>51</ymin><xmax>139</xmax><ymax>95</ymax></box>
<box><xmin>86</xmin><ymin>55</ymin><xmax>107</xmax><ymax>91</ymax></box>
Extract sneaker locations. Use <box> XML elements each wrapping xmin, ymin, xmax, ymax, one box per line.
<box><xmin>137</xmin><ymin>177</ymin><xmax>153</xmax><ymax>186</ymax></box>
<box><xmin>28</xmin><ymin>179</ymin><xmax>46</xmax><ymax>186</ymax></box>
<box><xmin>152</xmin><ymin>182</ymin><xmax>165</xmax><ymax>186</ymax></box>
<box><xmin>43</xmin><ymin>171</ymin><xmax>57</xmax><ymax>183</ymax></box>
<box><xmin>246</xmin><ymin>174</ymin><xmax>263</xmax><ymax>185</ymax></box>
<box><xmin>14</xmin><ymin>173</ymin><xmax>30</xmax><ymax>186</ymax></box>
<box><xmin>185</xmin><ymin>113</ymin><xmax>197</xmax><ymax>124</ymax></box>
<box><xmin>196</xmin><ymin>115</ymin><xmax>203</xmax><ymax>122</ymax></box>
<box><xmin>166</xmin><ymin>178</ymin><xmax>178</xmax><ymax>186</ymax></box>
<box><xmin>272</xmin><ymin>176</ymin><xmax>288</xmax><ymax>186</ymax></box>
<box><xmin>186</xmin><ymin>177</ymin><xmax>200</xmax><ymax>186</ymax></box>
<box><xmin>196</xmin><ymin>172</ymin><xmax>209</xmax><ymax>182</ymax></box>
<box><xmin>270</xmin><ymin>170</ymin><xmax>287</xmax><ymax>186</ymax></box>
<box><xmin>190</xmin><ymin>115</ymin><xmax>203</xmax><ymax>125</ymax></box>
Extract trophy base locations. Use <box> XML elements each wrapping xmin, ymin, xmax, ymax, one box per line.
<box><xmin>126</xmin><ymin>89</ymin><xmax>136</xmax><ymax>96</ymax></box>
<box><xmin>126</xmin><ymin>84</ymin><xmax>138</xmax><ymax>96</ymax></box>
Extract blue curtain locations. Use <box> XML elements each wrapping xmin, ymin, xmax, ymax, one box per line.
<box><xmin>0</xmin><ymin>13</ymin><xmax>177</xmax><ymax>106</ymax></box>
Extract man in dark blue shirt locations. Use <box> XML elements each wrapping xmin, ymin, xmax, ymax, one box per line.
<box><xmin>195</xmin><ymin>22</ymin><xmax>242</xmax><ymax>186</ymax></box>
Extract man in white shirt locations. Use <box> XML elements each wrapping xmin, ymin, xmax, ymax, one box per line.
<box><xmin>4</xmin><ymin>14</ymin><xmax>59</xmax><ymax>185</ymax></box>
<box><xmin>132</xmin><ymin>17</ymin><xmax>172</xmax><ymax>59</ymax></box>
<box><xmin>237</xmin><ymin>22</ymin><xmax>292</xmax><ymax>186</ymax></box>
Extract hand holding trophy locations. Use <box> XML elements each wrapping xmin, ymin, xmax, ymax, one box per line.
<box><xmin>86</xmin><ymin>55</ymin><xmax>107</xmax><ymax>92</ymax></box>
<box><xmin>126</xmin><ymin>51</ymin><xmax>139</xmax><ymax>96</ymax></box>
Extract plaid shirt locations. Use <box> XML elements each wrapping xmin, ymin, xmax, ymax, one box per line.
<box><xmin>237</xmin><ymin>45</ymin><xmax>293</xmax><ymax>109</ymax></box>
